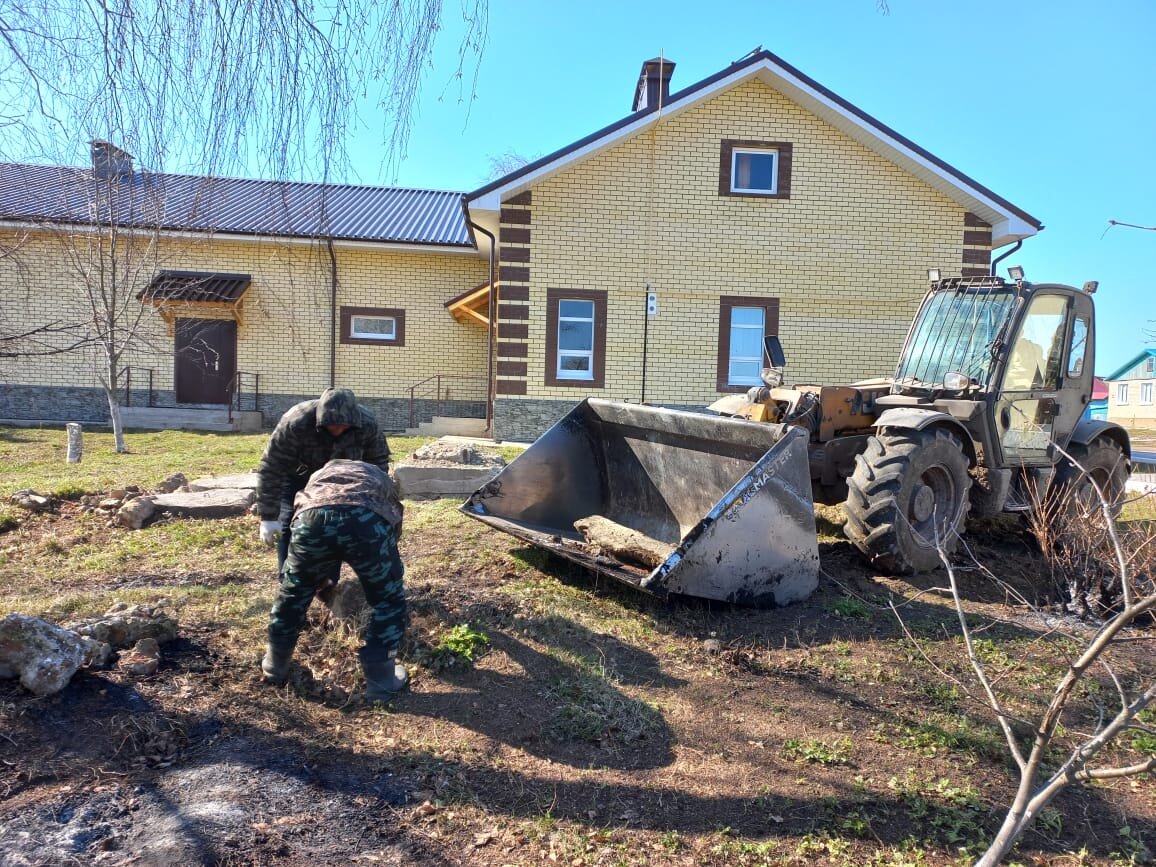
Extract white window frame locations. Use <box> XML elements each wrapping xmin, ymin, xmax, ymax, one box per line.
<box><xmin>1141</xmin><ymin>382</ymin><xmax>1153</xmax><ymax>405</ymax></box>
<box><xmin>728</xmin><ymin>306</ymin><xmax>766</xmax><ymax>386</ymax></box>
<box><xmin>1118</xmin><ymin>382</ymin><xmax>1130</xmax><ymax>405</ymax></box>
<box><xmin>556</xmin><ymin>299</ymin><xmax>595</xmax><ymax>381</ymax></box>
<box><xmin>1146</xmin><ymin>357</ymin><xmax>1156</xmax><ymax>375</ymax></box>
<box><xmin>350</xmin><ymin>314</ymin><xmax>397</xmax><ymax>342</ymax></box>
<box><xmin>730</xmin><ymin>147</ymin><xmax>779</xmax><ymax>195</ymax></box>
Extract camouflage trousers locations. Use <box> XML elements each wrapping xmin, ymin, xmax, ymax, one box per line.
<box><xmin>267</xmin><ymin>505</ymin><xmax>406</xmax><ymax>656</ymax></box>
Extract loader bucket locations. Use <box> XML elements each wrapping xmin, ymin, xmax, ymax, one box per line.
<box><xmin>461</xmin><ymin>399</ymin><xmax>819</xmax><ymax>607</ymax></box>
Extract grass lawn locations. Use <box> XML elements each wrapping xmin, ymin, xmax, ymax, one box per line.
<box><xmin>1</xmin><ymin>425</ymin><xmax>1153</xmax><ymax>866</ymax></box>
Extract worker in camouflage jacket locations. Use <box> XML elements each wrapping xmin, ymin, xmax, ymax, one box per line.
<box><xmin>262</xmin><ymin>459</ymin><xmax>408</xmax><ymax>699</ymax></box>
<box><xmin>255</xmin><ymin>387</ymin><xmax>391</xmax><ymax>575</ymax></box>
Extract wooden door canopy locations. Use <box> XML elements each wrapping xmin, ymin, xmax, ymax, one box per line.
<box><xmin>139</xmin><ymin>271</ymin><xmax>252</xmax><ymax>332</ymax></box>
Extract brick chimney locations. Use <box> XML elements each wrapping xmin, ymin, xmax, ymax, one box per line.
<box><xmin>632</xmin><ymin>57</ymin><xmax>676</xmax><ymax>112</ymax></box>
<box><xmin>91</xmin><ymin>140</ymin><xmax>134</xmax><ymax>179</ymax></box>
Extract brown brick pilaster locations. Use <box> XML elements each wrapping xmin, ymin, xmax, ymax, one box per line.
<box><xmin>496</xmin><ymin>192</ymin><xmax>531</xmax><ymax>396</ymax></box>
<box><xmin>961</xmin><ymin>212</ymin><xmax>992</xmax><ymax>278</ymax></box>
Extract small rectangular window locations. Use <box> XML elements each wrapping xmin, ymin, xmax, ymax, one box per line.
<box><xmin>731</xmin><ymin>148</ymin><xmax>778</xmax><ymax>194</ymax></box>
<box><xmin>1118</xmin><ymin>383</ymin><xmax>1130</xmax><ymax>404</ymax></box>
<box><xmin>719</xmin><ymin>140</ymin><xmax>792</xmax><ymax>200</ymax></box>
<box><xmin>1141</xmin><ymin>382</ymin><xmax>1153</xmax><ymax>405</ymax></box>
<box><xmin>351</xmin><ymin>315</ymin><xmax>396</xmax><ymax>341</ymax></box>
<box><xmin>340</xmin><ymin>306</ymin><xmax>405</xmax><ymax>346</ymax></box>
<box><xmin>1146</xmin><ymin>357</ymin><xmax>1156</xmax><ymax>375</ymax></box>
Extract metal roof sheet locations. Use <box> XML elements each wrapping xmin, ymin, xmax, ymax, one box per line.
<box><xmin>140</xmin><ymin>271</ymin><xmax>252</xmax><ymax>303</ymax></box>
<box><xmin>0</xmin><ymin>163</ymin><xmax>473</xmax><ymax>247</ymax></box>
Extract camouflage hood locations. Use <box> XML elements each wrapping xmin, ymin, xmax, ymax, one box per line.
<box><xmin>315</xmin><ymin>388</ymin><xmax>362</xmax><ymax>429</ymax></box>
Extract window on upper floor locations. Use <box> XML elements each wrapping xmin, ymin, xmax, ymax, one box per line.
<box><xmin>1145</xmin><ymin>356</ymin><xmax>1156</xmax><ymax>375</ymax></box>
<box><xmin>340</xmin><ymin>306</ymin><xmax>405</xmax><ymax>346</ymax></box>
<box><xmin>545</xmin><ymin>288</ymin><xmax>607</xmax><ymax>388</ymax></box>
<box><xmin>719</xmin><ymin>140</ymin><xmax>792</xmax><ymax>199</ymax></box>
<box><xmin>716</xmin><ymin>295</ymin><xmax>780</xmax><ymax>391</ymax></box>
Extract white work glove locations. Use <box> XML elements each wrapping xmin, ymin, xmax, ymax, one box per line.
<box><xmin>259</xmin><ymin>520</ymin><xmax>282</xmax><ymax>547</ymax></box>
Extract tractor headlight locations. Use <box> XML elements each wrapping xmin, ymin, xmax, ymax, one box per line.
<box><xmin>943</xmin><ymin>371</ymin><xmax>970</xmax><ymax>391</ymax></box>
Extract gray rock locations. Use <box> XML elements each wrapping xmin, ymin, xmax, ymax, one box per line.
<box><xmin>117</xmin><ymin>496</ymin><xmax>157</xmax><ymax>529</ymax></box>
<box><xmin>186</xmin><ymin>473</ymin><xmax>258</xmax><ymax>492</ymax></box>
<box><xmin>393</xmin><ymin>464</ymin><xmax>501</xmax><ymax>499</ymax></box>
<box><xmin>11</xmin><ymin>490</ymin><xmax>57</xmax><ymax>513</ymax></box>
<box><xmin>67</xmin><ymin>605</ymin><xmax>178</xmax><ymax>648</ymax></box>
<box><xmin>0</xmin><ymin>614</ymin><xmax>86</xmax><ymax>695</ymax></box>
<box><xmin>152</xmin><ymin>488</ymin><xmax>255</xmax><ymax>518</ymax></box>
<box><xmin>155</xmin><ymin>473</ymin><xmax>188</xmax><ymax>494</ymax></box>
<box><xmin>119</xmin><ymin>637</ymin><xmax>161</xmax><ymax>676</ymax></box>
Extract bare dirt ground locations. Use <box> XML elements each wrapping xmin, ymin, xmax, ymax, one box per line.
<box><xmin>1</xmin><ymin>501</ymin><xmax>1153</xmax><ymax>866</ymax></box>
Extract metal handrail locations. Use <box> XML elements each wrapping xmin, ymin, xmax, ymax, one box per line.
<box><xmin>227</xmin><ymin>370</ymin><xmax>260</xmax><ymax>422</ymax></box>
<box><xmin>408</xmin><ymin>374</ymin><xmax>488</xmax><ymax>428</ymax></box>
<box><xmin>122</xmin><ymin>367</ymin><xmax>155</xmax><ymax>407</ymax></box>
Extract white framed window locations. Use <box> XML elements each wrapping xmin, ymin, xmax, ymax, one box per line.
<box><xmin>1141</xmin><ymin>382</ymin><xmax>1153</xmax><ymax>405</ymax></box>
<box><xmin>556</xmin><ymin>299</ymin><xmax>595</xmax><ymax>380</ymax></box>
<box><xmin>1146</xmin><ymin>357</ymin><xmax>1156</xmax><ymax>375</ymax></box>
<box><xmin>730</xmin><ymin>148</ymin><xmax>778</xmax><ymax>195</ymax></box>
<box><xmin>1118</xmin><ymin>382</ymin><xmax>1130</xmax><ymax>404</ymax></box>
<box><xmin>340</xmin><ymin>306</ymin><xmax>405</xmax><ymax>346</ymax></box>
<box><xmin>351</xmin><ymin>315</ymin><xmax>396</xmax><ymax>341</ymax></box>
<box><xmin>728</xmin><ymin>306</ymin><xmax>765</xmax><ymax>385</ymax></box>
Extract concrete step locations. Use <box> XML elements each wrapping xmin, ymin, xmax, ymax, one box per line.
<box><xmin>405</xmin><ymin>416</ymin><xmax>488</xmax><ymax>437</ymax></box>
<box><xmin>120</xmin><ymin>406</ymin><xmax>263</xmax><ymax>432</ymax></box>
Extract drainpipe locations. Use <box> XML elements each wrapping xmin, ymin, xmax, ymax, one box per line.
<box><xmin>990</xmin><ymin>239</ymin><xmax>1022</xmax><ymax>277</ymax></box>
<box><xmin>467</xmin><ymin>220</ymin><xmax>497</xmax><ymax>434</ymax></box>
<box><xmin>326</xmin><ymin>237</ymin><xmax>338</xmax><ymax>387</ymax></box>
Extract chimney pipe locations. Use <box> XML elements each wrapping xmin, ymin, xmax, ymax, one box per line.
<box><xmin>91</xmin><ymin>140</ymin><xmax>135</xmax><ymax>179</ymax></box>
<box><xmin>632</xmin><ymin>57</ymin><xmax>676</xmax><ymax>112</ymax></box>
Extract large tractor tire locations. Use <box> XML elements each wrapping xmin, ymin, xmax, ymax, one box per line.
<box><xmin>844</xmin><ymin>427</ymin><xmax>972</xmax><ymax>574</ymax></box>
<box><xmin>1046</xmin><ymin>437</ymin><xmax>1129</xmax><ymax>525</ymax></box>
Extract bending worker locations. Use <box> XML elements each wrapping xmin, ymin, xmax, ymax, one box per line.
<box><xmin>255</xmin><ymin>387</ymin><xmax>392</xmax><ymax>574</ymax></box>
<box><xmin>262</xmin><ymin>458</ymin><xmax>409</xmax><ymax>699</ymax></box>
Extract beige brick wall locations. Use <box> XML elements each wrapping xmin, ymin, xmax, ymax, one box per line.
<box><xmin>1</xmin><ymin>228</ymin><xmax>489</xmax><ymax>402</ymax></box>
<box><xmin>517</xmin><ymin>77</ymin><xmax>969</xmax><ymax>405</ymax></box>
<box><xmin>1107</xmin><ymin>378</ymin><xmax>1156</xmax><ymax>425</ymax></box>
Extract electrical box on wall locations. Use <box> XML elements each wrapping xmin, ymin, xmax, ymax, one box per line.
<box><xmin>647</xmin><ymin>292</ymin><xmax>657</xmax><ymax>316</ymax></box>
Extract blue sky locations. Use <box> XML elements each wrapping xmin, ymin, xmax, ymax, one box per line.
<box><xmin>349</xmin><ymin>0</ymin><xmax>1154</xmax><ymax>377</ymax></box>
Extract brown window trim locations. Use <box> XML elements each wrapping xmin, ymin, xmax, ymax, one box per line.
<box><xmin>716</xmin><ymin>295</ymin><xmax>780</xmax><ymax>392</ymax></box>
<box><xmin>719</xmin><ymin>139</ymin><xmax>793</xmax><ymax>199</ymax></box>
<box><xmin>545</xmin><ymin>288</ymin><xmax>607</xmax><ymax>388</ymax></box>
<box><xmin>340</xmin><ymin>306</ymin><xmax>406</xmax><ymax>347</ymax></box>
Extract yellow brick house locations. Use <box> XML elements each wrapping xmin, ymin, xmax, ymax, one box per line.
<box><xmin>0</xmin><ymin>50</ymin><xmax>1040</xmax><ymax>441</ymax></box>
<box><xmin>462</xmin><ymin>52</ymin><xmax>1041</xmax><ymax>440</ymax></box>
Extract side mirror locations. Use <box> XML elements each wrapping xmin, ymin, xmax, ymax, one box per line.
<box><xmin>764</xmin><ymin>335</ymin><xmax>786</xmax><ymax>368</ymax></box>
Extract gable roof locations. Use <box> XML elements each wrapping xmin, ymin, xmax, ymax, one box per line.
<box><xmin>1104</xmin><ymin>348</ymin><xmax>1156</xmax><ymax>381</ymax></box>
<box><xmin>0</xmin><ymin>162</ymin><xmax>474</xmax><ymax>248</ymax></box>
<box><xmin>467</xmin><ymin>49</ymin><xmax>1042</xmax><ymax>248</ymax></box>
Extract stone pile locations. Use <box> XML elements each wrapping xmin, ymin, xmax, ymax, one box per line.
<box><xmin>10</xmin><ymin>473</ymin><xmax>258</xmax><ymax>530</ymax></box>
<box><xmin>0</xmin><ymin>602</ymin><xmax>181</xmax><ymax>696</ymax></box>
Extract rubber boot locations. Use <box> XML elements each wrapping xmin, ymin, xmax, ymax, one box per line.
<box><xmin>359</xmin><ymin>647</ymin><xmax>409</xmax><ymax>702</ymax></box>
<box><xmin>261</xmin><ymin>642</ymin><xmax>295</xmax><ymax>685</ymax></box>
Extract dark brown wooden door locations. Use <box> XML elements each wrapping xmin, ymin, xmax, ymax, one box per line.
<box><xmin>175</xmin><ymin>318</ymin><xmax>236</xmax><ymax>404</ymax></box>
